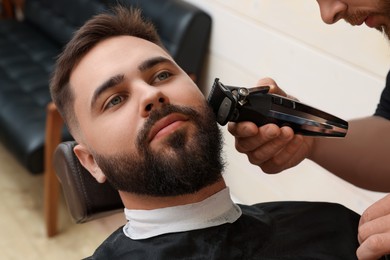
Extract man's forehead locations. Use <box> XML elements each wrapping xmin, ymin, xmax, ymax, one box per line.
<box><xmin>82</xmin><ymin>36</ymin><xmax>168</xmax><ymax>64</ymax></box>
<box><xmin>70</xmin><ymin>36</ymin><xmax>170</xmax><ymax>90</ymax></box>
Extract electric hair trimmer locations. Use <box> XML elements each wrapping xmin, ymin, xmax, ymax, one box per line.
<box><xmin>207</xmin><ymin>78</ymin><xmax>348</xmax><ymax>137</ymax></box>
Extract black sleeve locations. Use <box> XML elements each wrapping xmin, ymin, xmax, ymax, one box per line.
<box><xmin>374</xmin><ymin>70</ymin><xmax>390</xmax><ymax>119</ymax></box>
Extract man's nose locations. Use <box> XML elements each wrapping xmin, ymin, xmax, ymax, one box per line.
<box><xmin>139</xmin><ymin>85</ymin><xmax>169</xmax><ymax>117</ymax></box>
<box><xmin>316</xmin><ymin>0</ymin><xmax>346</xmax><ymax>24</ymax></box>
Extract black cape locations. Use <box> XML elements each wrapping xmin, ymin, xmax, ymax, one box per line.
<box><xmin>86</xmin><ymin>201</ymin><xmax>363</xmax><ymax>259</ymax></box>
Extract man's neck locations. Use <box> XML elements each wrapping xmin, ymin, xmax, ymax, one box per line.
<box><xmin>118</xmin><ymin>179</ymin><xmax>227</xmax><ymax>210</ymax></box>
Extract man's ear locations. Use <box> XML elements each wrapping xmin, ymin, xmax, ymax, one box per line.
<box><xmin>73</xmin><ymin>144</ymin><xmax>107</xmax><ymax>183</ymax></box>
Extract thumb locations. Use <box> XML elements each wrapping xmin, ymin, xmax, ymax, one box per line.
<box><xmin>256</xmin><ymin>77</ymin><xmax>287</xmax><ymax>97</ymax></box>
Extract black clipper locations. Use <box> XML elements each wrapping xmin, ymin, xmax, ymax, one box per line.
<box><xmin>207</xmin><ymin>78</ymin><xmax>348</xmax><ymax>137</ymax></box>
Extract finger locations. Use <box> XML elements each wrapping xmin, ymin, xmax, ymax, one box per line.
<box><xmin>357</xmin><ymin>233</ymin><xmax>390</xmax><ymax>260</ymax></box>
<box><xmin>360</xmin><ymin>194</ymin><xmax>390</xmax><ymax>226</ymax></box>
<box><xmin>256</xmin><ymin>77</ymin><xmax>278</xmax><ymax>88</ymax></box>
<box><xmin>256</xmin><ymin>77</ymin><xmax>287</xmax><ymax>96</ymax></box>
<box><xmin>260</xmin><ymin>133</ymin><xmax>307</xmax><ymax>173</ymax></box>
<box><xmin>234</xmin><ymin>124</ymin><xmax>282</xmax><ymax>153</ymax></box>
<box><xmin>286</xmin><ymin>94</ymin><xmax>299</xmax><ymax>101</ymax></box>
<box><xmin>228</xmin><ymin>121</ymin><xmax>259</xmax><ymax>138</ymax></box>
<box><xmin>358</xmin><ymin>212</ymin><xmax>390</xmax><ymax>244</ymax></box>
<box><xmin>245</xmin><ymin>126</ymin><xmax>294</xmax><ymax>166</ymax></box>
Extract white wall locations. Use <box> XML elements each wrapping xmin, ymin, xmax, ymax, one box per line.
<box><xmin>185</xmin><ymin>0</ymin><xmax>390</xmax><ymax>214</ymax></box>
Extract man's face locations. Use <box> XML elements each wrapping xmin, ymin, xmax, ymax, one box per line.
<box><xmin>316</xmin><ymin>0</ymin><xmax>390</xmax><ymax>37</ymax></box>
<box><xmin>70</xmin><ymin>36</ymin><xmax>224</xmax><ymax>196</ymax></box>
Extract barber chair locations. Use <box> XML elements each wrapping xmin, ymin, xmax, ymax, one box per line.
<box><xmin>54</xmin><ymin>141</ymin><xmax>123</xmax><ymax>223</ymax></box>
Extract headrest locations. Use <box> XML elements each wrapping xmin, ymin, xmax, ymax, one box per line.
<box><xmin>54</xmin><ymin>141</ymin><xmax>123</xmax><ymax>223</ymax></box>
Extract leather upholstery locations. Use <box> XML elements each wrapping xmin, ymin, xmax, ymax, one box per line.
<box><xmin>113</xmin><ymin>0</ymin><xmax>212</xmax><ymax>81</ymax></box>
<box><xmin>54</xmin><ymin>141</ymin><xmax>123</xmax><ymax>223</ymax></box>
<box><xmin>0</xmin><ymin>0</ymin><xmax>105</xmax><ymax>173</ymax></box>
<box><xmin>0</xmin><ymin>0</ymin><xmax>211</xmax><ymax>174</ymax></box>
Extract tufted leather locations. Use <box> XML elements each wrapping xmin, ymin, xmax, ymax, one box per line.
<box><xmin>112</xmin><ymin>0</ymin><xmax>212</xmax><ymax>81</ymax></box>
<box><xmin>0</xmin><ymin>0</ymin><xmax>211</xmax><ymax>174</ymax></box>
<box><xmin>0</xmin><ymin>0</ymin><xmax>103</xmax><ymax>173</ymax></box>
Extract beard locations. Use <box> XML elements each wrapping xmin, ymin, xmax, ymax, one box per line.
<box><xmin>344</xmin><ymin>0</ymin><xmax>390</xmax><ymax>38</ymax></box>
<box><xmin>379</xmin><ymin>0</ymin><xmax>390</xmax><ymax>38</ymax></box>
<box><xmin>93</xmin><ymin>102</ymin><xmax>225</xmax><ymax>197</ymax></box>
<box><xmin>380</xmin><ymin>25</ymin><xmax>390</xmax><ymax>40</ymax></box>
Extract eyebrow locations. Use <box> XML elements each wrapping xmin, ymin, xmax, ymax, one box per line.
<box><xmin>91</xmin><ymin>74</ymin><xmax>125</xmax><ymax>110</ymax></box>
<box><xmin>90</xmin><ymin>56</ymin><xmax>175</xmax><ymax>110</ymax></box>
<box><xmin>138</xmin><ymin>56</ymin><xmax>174</xmax><ymax>71</ymax></box>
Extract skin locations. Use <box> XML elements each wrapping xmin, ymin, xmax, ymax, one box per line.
<box><xmin>228</xmin><ymin>1</ymin><xmax>390</xmax><ymax>259</ymax></box>
<box><xmin>69</xmin><ymin>35</ymin><xmax>226</xmax><ymax>210</ymax></box>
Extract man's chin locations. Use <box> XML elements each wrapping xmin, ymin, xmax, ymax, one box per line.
<box><xmin>148</xmin><ymin>142</ymin><xmax>177</xmax><ymax>156</ymax></box>
<box><xmin>149</xmin><ymin>135</ymin><xmax>187</xmax><ymax>155</ymax></box>
<box><xmin>148</xmin><ymin>138</ymin><xmax>165</xmax><ymax>151</ymax></box>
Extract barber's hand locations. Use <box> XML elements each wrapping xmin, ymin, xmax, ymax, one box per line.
<box><xmin>227</xmin><ymin>78</ymin><xmax>314</xmax><ymax>173</ymax></box>
<box><xmin>357</xmin><ymin>194</ymin><xmax>390</xmax><ymax>260</ymax></box>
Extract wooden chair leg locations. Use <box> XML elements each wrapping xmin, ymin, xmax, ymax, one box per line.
<box><xmin>1</xmin><ymin>0</ymin><xmax>14</xmax><ymax>18</ymax></box>
<box><xmin>44</xmin><ymin>102</ymin><xmax>63</xmax><ymax>237</ymax></box>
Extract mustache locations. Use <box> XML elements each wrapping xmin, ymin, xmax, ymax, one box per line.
<box><xmin>344</xmin><ymin>10</ymin><xmax>369</xmax><ymax>25</ymax></box>
<box><xmin>136</xmin><ymin>104</ymin><xmax>199</xmax><ymax>148</ymax></box>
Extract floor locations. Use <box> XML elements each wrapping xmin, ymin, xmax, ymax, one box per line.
<box><xmin>0</xmin><ymin>143</ymin><xmax>126</xmax><ymax>260</ymax></box>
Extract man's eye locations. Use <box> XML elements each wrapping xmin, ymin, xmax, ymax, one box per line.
<box><xmin>105</xmin><ymin>95</ymin><xmax>124</xmax><ymax>109</ymax></box>
<box><xmin>155</xmin><ymin>71</ymin><xmax>172</xmax><ymax>82</ymax></box>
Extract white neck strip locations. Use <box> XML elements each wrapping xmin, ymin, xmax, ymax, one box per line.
<box><xmin>123</xmin><ymin>187</ymin><xmax>242</xmax><ymax>240</ymax></box>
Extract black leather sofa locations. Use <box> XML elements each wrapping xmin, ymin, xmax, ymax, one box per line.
<box><xmin>0</xmin><ymin>0</ymin><xmax>211</xmax><ymax>174</ymax></box>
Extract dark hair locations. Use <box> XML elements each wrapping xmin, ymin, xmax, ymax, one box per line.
<box><xmin>50</xmin><ymin>6</ymin><xmax>162</xmax><ymax>135</ymax></box>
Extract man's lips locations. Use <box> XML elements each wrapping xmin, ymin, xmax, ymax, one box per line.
<box><xmin>147</xmin><ymin>113</ymin><xmax>189</xmax><ymax>143</ymax></box>
<box><xmin>364</xmin><ymin>15</ymin><xmax>384</xmax><ymax>28</ymax></box>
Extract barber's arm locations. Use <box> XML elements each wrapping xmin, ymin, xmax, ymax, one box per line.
<box><xmin>309</xmin><ymin>116</ymin><xmax>390</xmax><ymax>192</ymax></box>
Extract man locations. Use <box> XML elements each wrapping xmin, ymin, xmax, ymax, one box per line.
<box><xmin>50</xmin><ymin>5</ymin><xmax>362</xmax><ymax>259</ymax></box>
<box><xmin>229</xmin><ymin>1</ymin><xmax>390</xmax><ymax>259</ymax></box>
